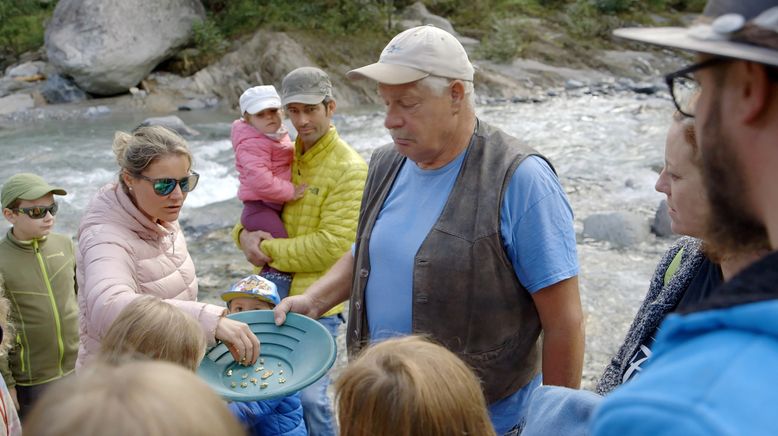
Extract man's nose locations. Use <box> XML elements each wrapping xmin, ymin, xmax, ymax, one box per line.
<box><xmin>384</xmin><ymin>107</ymin><xmax>403</xmax><ymax>130</ymax></box>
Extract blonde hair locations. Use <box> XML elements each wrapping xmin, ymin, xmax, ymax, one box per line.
<box><xmin>0</xmin><ymin>274</ymin><xmax>14</xmax><ymax>357</ymax></box>
<box><xmin>335</xmin><ymin>335</ymin><xmax>496</xmax><ymax>436</ymax></box>
<box><xmin>100</xmin><ymin>295</ymin><xmax>206</xmax><ymax>371</ymax></box>
<box><xmin>112</xmin><ymin>126</ymin><xmax>193</xmax><ymax>190</ymax></box>
<box><xmin>23</xmin><ymin>360</ymin><xmax>245</xmax><ymax>436</ymax></box>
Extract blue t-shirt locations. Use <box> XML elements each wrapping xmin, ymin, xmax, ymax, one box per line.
<box><xmin>364</xmin><ymin>152</ymin><xmax>579</xmax><ymax>433</ymax></box>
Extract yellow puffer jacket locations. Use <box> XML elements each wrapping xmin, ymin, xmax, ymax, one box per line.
<box><xmin>233</xmin><ymin>126</ymin><xmax>367</xmax><ymax>317</ymax></box>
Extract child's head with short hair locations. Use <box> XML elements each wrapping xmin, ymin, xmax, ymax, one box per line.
<box><xmin>1</xmin><ymin>173</ymin><xmax>67</xmax><ymax>241</ymax></box>
<box><xmin>221</xmin><ymin>274</ymin><xmax>280</xmax><ymax>313</ymax></box>
<box><xmin>239</xmin><ymin>85</ymin><xmax>284</xmax><ymax>135</ymax></box>
<box><xmin>100</xmin><ymin>295</ymin><xmax>207</xmax><ymax>372</ymax></box>
<box><xmin>335</xmin><ymin>335</ymin><xmax>496</xmax><ymax>436</ymax></box>
<box><xmin>23</xmin><ymin>360</ymin><xmax>245</xmax><ymax>436</ymax></box>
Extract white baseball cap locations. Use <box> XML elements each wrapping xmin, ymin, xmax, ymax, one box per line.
<box><xmin>239</xmin><ymin>85</ymin><xmax>282</xmax><ymax>115</ymax></box>
<box><xmin>346</xmin><ymin>25</ymin><xmax>474</xmax><ymax>84</ymax></box>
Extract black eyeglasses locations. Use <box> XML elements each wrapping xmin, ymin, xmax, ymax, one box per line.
<box><xmin>664</xmin><ymin>57</ymin><xmax>731</xmax><ymax>118</ymax></box>
<box><xmin>134</xmin><ymin>172</ymin><xmax>200</xmax><ymax>196</ymax></box>
<box><xmin>12</xmin><ymin>202</ymin><xmax>58</xmax><ymax>219</ymax></box>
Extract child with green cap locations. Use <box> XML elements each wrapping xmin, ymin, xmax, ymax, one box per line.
<box><xmin>0</xmin><ymin>173</ymin><xmax>78</xmax><ymax>418</ymax></box>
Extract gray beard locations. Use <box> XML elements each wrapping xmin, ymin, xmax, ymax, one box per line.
<box><xmin>700</xmin><ymin>93</ymin><xmax>769</xmax><ymax>253</ymax></box>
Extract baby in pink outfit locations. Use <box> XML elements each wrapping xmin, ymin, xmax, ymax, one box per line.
<box><xmin>231</xmin><ymin>85</ymin><xmax>304</xmax><ymax>297</ymax></box>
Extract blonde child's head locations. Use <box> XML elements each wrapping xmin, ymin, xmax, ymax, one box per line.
<box><xmin>0</xmin><ymin>275</ymin><xmax>14</xmax><ymax>358</ymax></box>
<box><xmin>221</xmin><ymin>275</ymin><xmax>280</xmax><ymax>314</ymax></box>
<box><xmin>335</xmin><ymin>335</ymin><xmax>496</xmax><ymax>436</ymax></box>
<box><xmin>239</xmin><ymin>85</ymin><xmax>284</xmax><ymax>135</ymax></box>
<box><xmin>23</xmin><ymin>360</ymin><xmax>245</xmax><ymax>436</ymax></box>
<box><xmin>100</xmin><ymin>295</ymin><xmax>206</xmax><ymax>371</ymax></box>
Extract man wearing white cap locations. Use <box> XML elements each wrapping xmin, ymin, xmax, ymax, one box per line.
<box><xmin>274</xmin><ymin>25</ymin><xmax>584</xmax><ymax>434</ymax></box>
<box><xmin>588</xmin><ymin>1</ymin><xmax>778</xmax><ymax>434</ymax></box>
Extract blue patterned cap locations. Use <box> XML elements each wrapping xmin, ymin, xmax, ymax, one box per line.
<box><xmin>220</xmin><ymin>275</ymin><xmax>280</xmax><ymax>306</ymax></box>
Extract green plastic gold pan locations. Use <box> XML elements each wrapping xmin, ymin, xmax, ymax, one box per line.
<box><xmin>198</xmin><ymin>311</ymin><xmax>337</xmax><ymax>401</ymax></box>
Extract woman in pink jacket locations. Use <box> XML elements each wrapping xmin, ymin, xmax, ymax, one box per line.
<box><xmin>76</xmin><ymin>126</ymin><xmax>259</xmax><ymax>369</ymax></box>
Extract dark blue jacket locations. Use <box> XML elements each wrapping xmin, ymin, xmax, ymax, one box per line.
<box><xmin>229</xmin><ymin>393</ymin><xmax>307</xmax><ymax>436</ymax></box>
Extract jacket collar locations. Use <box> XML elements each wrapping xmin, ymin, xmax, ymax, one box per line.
<box><xmin>679</xmin><ymin>250</ymin><xmax>778</xmax><ymax>314</ymax></box>
<box><xmin>5</xmin><ymin>229</ymin><xmax>47</xmax><ymax>250</ymax></box>
<box><xmin>79</xmin><ymin>183</ymin><xmax>175</xmax><ymax>241</ymax></box>
<box><xmin>295</xmin><ymin>126</ymin><xmax>338</xmax><ymax>164</ymax></box>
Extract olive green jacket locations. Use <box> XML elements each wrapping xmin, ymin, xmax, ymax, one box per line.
<box><xmin>0</xmin><ymin>230</ymin><xmax>78</xmax><ymax>388</ymax></box>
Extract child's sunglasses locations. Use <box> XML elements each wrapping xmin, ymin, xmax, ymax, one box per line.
<box><xmin>135</xmin><ymin>172</ymin><xmax>200</xmax><ymax>196</ymax></box>
<box><xmin>12</xmin><ymin>202</ymin><xmax>59</xmax><ymax>219</ymax></box>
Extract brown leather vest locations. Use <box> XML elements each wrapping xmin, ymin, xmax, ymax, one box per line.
<box><xmin>348</xmin><ymin>120</ymin><xmax>553</xmax><ymax>403</ymax></box>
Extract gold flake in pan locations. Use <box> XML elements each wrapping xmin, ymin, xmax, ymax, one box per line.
<box><xmin>240</xmin><ymin>382</ymin><xmax>248</xmax><ymax>388</ymax></box>
<box><xmin>260</xmin><ymin>382</ymin><xmax>269</xmax><ymax>389</ymax></box>
<box><xmin>250</xmin><ymin>378</ymin><xmax>258</xmax><ymax>385</ymax></box>
<box><xmin>226</xmin><ymin>369</ymin><xmax>233</xmax><ymax>377</ymax></box>
<box><xmin>241</xmin><ymin>373</ymin><xmax>248</xmax><ymax>379</ymax></box>
<box><xmin>261</xmin><ymin>370</ymin><xmax>273</xmax><ymax>380</ymax></box>
<box><xmin>255</xmin><ymin>366</ymin><xmax>263</xmax><ymax>372</ymax></box>
<box><xmin>278</xmin><ymin>377</ymin><xmax>286</xmax><ymax>384</ymax></box>
<box><xmin>230</xmin><ymin>382</ymin><xmax>237</xmax><ymax>388</ymax></box>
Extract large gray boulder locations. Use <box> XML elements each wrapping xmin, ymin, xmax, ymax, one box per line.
<box><xmin>45</xmin><ymin>0</ymin><xmax>205</xmax><ymax>95</ymax></box>
<box><xmin>583</xmin><ymin>212</ymin><xmax>651</xmax><ymax>248</ymax></box>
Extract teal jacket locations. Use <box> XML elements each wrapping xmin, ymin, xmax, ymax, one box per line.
<box><xmin>0</xmin><ymin>230</ymin><xmax>79</xmax><ymax>387</ymax></box>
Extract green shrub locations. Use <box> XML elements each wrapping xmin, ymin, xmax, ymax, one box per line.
<box><xmin>0</xmin><ymin>0</ymin><xmax>54</xmax><ymax>59</ymax></box>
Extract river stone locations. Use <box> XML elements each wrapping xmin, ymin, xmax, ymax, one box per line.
<box><xmin>583</xmin><ymin>212</ymin><xmax>651</xmax><ymax>247</ymax></box>
<box><xmin>45</xmin><ymin>0</ymin><xmax>205</xmax><ymax>96</ymax></box>
<box><xmin>651</xmin><ymin>199</ymin><xmax>675</xmax><ymax>238</ymax></box>
<box><xmin>5</xmin><ymin>61</ymin><xmax>46</xmax><ymax>78</ymax></box>
<box><xmin>0</xmin><ymin>94</ymin><xmax>35</xmax><ymax>115</ymax></box>
<box><xmin>138</xmin><ymin>115</ymin><xmax>200</xmax><ymax>137</ymax></box>
<box><xmin>41</xmin><ymin>74</ymin><xmax>89</xmax><ymax>104</ymax></box>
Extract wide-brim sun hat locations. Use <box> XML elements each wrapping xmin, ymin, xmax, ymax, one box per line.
<box><xmin>614</xmin><ymin>1</ymin><xmax>778</xmax><ymax>67</ymax></box>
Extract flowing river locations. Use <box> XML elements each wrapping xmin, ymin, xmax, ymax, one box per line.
<box><xmin>0</xmin><ymin>92</ymin><xmax>675</xmax><ymax>387</ymax></box>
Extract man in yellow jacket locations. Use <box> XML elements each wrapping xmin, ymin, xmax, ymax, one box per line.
<box><xmin>233</xmin><ymin>67</ymin><xmax>367</xmax><ymax>436</ymax></box>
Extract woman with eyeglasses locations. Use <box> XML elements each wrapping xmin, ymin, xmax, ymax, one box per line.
<box><xmin>75</xmin><ymin>126</ymin><xmax>259</xmax><ymax>369</ymax></box>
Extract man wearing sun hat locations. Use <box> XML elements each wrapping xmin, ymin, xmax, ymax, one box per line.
<box><xmin>0</xmin><ymin>173</ymin><xmax>78</xmax><ymax>418</ymax></box>
<box><xmin>234</xmin><ymin>67</ymin><xmax>367</xmax><ymax>436</ymax></box>
<box><xmin>586</xmin><ymin>2</ymin><xmax>778</xmax><ymax>434</ymax></box>
<box><xmin>273</xmin><ymin>25</ymin><xmax>584</xmax><ymax>435</ymax></box>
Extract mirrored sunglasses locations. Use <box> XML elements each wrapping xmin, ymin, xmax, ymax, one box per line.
<box><xmin>12</xmin><ymin>202</ymin><xmax>58</xmax><ymax>219</ymax></box>
<box><xmin>135</xmin><ymin>172</ymin><xmax>199</xmax><ymax>196</ymax></box>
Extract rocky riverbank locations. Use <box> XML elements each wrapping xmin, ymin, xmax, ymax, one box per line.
<box><xmin>0</xmin><ymin>1</ymin><xmax>692</xmax><ymax>128</ymax></box>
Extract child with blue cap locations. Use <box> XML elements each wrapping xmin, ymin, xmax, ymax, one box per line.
<box><xmin>221</xmin><ymin>275</ymin><xmax>306</xmax><ymax>436</ymax></box>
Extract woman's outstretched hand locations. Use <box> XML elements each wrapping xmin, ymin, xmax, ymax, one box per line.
<box><xmin>216</xmin><ymin>316</ymin><xmax>260</xmax><ymax>366</ymax></box>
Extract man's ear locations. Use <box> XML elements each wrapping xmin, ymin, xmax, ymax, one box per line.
<box><xmin>736</xmin><ymin>61</ymin><xmax>774</xmax><ymax>124</ymax></box>
<box><xmin>327</xmin><ymin>99</ymin><xmax>337</xmax><ymax>115</ymax></box>
<box><xmin>449</xmin><ymin>80</ymin><xmax>466</xmax><ymax>114</ymax></box>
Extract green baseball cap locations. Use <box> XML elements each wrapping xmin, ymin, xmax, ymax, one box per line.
<box><xmin>281</xmin><ymin>67</ymin><xmax>333</xmax><ymax>106</ymax></box>
<box><xmin>1</xmin><ymin>173</ymin><xmax>67</xmax><ymax>209</ymax></box>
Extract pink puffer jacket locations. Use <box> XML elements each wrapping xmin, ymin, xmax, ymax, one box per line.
<box><xmin>75</xmin><ymin>183</ymin><xmax>224</xmax><ymax>369</ymax></box>
<box><xmin>231</xmin><ymin>119</ymin><xmax>295</xmax><ymax>203</ymax></box>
